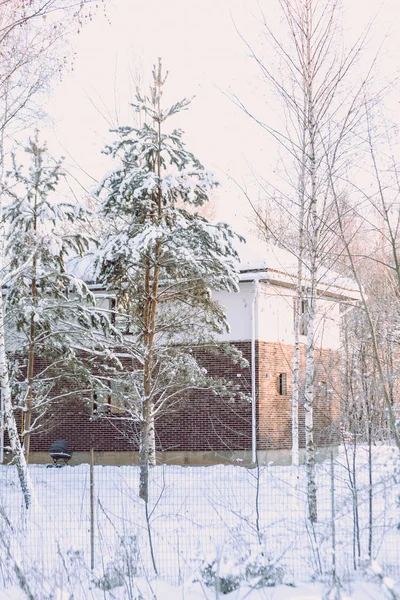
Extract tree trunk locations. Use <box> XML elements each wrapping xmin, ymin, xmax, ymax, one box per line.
<box><xmin>139</xmin><ymin>92</ymin><xmax>163</xmax><ymax>502</ymax></box>
<box><xmin>304</xmin><ymin>286</ymin><xmax>317</xmax><ymax>523</ymax></box>
<box><xmin>139</xmin><ymin>252</ymin><xmax>159</xmax><ymax>503</ymax></box>
<box><xmin>23</xmin><ymin>311</ymin><xmax>35</xmax><ymax>462</ymax></box>
<box><xmin>0</xmin><ymin>285</ymin><xmax>31</xmax><ymax>509</ymax></box>
<box><xmin>139</xmin><ymin>418</ymin><xmax>150</xmax><ymax>503</ymax></box>
<box><xmin>367</xmin><ymin>398</ymin><xmax>373</xmax><ymax>558</ymax></box>
<box><xmin>292</xmin><ymin>280</ymin><xmax>301</xmax><ymax>467</ymax></box>
<box><xmin>21</xmin><ymin>150</ymin><xmax>39</xmax><ymax>463</ymax></box>
<box><xmin>0</xmin><ymin>81</ymin><xmax>31</xmax><ymax>507</ymax></box>
<box><xmin>303</xmin><ymin>0</ymin><xmax>318</xmax><ymax>522</ymax></box>
<box><xmin>292</xmin><ymin>133</ymin><xmax>306</xmax><ymax>468</ymax></box>
<box><xmin>139</xmin><ymin>398</ymin><xmax>155</xmax><ymax>503</ymax></box>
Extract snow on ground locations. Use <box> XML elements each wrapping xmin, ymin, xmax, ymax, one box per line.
<box><xmin>2</xmin><ymin>580</ymin><xmax>399</xmax><ymax>599</ymax></box>
<box><xmin>0</xmin><ymin>445</ymin><xmax>399</xmax><ymax>599</ymax></box>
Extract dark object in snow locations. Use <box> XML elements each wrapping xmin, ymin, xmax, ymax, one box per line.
<box><xmin>49</xmin><ymin>439</ymin><xmax>72</xmax><ymax>466</ymax></box>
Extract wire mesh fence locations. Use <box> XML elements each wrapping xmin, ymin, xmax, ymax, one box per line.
<box><xmin>0</xmin><ymin>445</ymin><xmax>399</xmax><ymax>595</ymax></box>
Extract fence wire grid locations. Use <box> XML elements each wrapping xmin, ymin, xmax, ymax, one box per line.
<box><xmin>0</xmin><ymin>445</ymin><xmax>399</xmax><ymax>595</ymax></box>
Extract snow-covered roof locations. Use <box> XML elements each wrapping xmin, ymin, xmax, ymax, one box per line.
<box><xmin>235</xmin><ymin>235</ymin><xmax>360</xmax><ymax>301</ymax></box>
<box><xmin>236</xmin><ymin>236</ymin><xmax>298</xmax><ymax>273</ymax></box>
<box><xmin>67</xmin><ymin>253</ymin><xmax>98</xmax><ymax>283</ymax></box>
<box><xmin>67</xmin><ymin>234</ymin><xmax>360</xmax><ymax>301</ymax></box>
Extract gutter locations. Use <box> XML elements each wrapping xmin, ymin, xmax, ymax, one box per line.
<box><xmin>251</xmin><ymin>274</ymin><xmax>264</xmax><ymax>464</ymax></box>
<box><xmin>0</xmin><ymin>397</ymin><xmax>3</xmax><ymax>463</ymax></box>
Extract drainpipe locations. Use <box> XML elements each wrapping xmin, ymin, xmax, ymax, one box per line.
<box><xmin>0</xmin><ymin>393</ymin><xmax>3</xmax><ymax>463</ymax></box>
<box><xmin>251</xmin><ymin>275</ymin><xmax>262</xmax><ymax>464</ymax></box>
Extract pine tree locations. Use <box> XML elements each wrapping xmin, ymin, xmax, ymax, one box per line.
<box><xmin>96</xmin><ymin>61</ymin><xmax>245</xmax><ymax>503</ymax></box>
<box><xmin>4</xmin><ymin>132</ymin><xmax>111</xmax><ymax>462</ymax></box>
<box><xmin>0</xmin><ymin>0</ymin><xmax>106</xmax><ymax>508</ymax></box>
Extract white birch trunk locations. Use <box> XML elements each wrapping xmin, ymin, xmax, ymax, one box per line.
<box><xmin>139</xmin><ymin>426</ymin><xmax>149</xmax><ymax>503</ymax></box>
<box><xmin>304</xmin><ymin>168</ymin><xmax>319</xmax><ymax>523</ymax></box>
<box><xmin>304</xmin><ymin>142</ymin><xmax>319</xmax><ymax>522</ymax></box>
<box><xmin>0</xmin><ymin>82</ymin><xmax>31</xmax><ymax>508</ymax></box>
<box><xmin>304</xmin><ymin>282</ymin><xmax>317</xmax><ymax>523</ymax></box>
<box><xmin>0</xmin><ymin>286</ymin><xmax>32</xmax><ymax>509</ymax></box>
<box><xmin>292</xmin><ymin>279</ymin><xmax>301</xmax><ymax>468</ymax></box>
<box><xmin>147</xmin><ymin>410</ymin><xmax>156</xmax><ymax>467</ymax></box>
<box><xmin>304</xmin><ymin>122</ymin><xmax>318</xmax><ymax>523</ymax></box>
<box><xmin>304</xmin><ymin>0</ymin><xmax>318</xmax><ymax>524</ymax></box>
<box><xmin>292</xmin><ymin>124</ymin><xmax>306</xmax><ymax>468</ymax></box>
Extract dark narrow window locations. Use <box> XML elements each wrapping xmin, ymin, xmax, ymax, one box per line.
<box><xmin>278</xmin><ymin>373</ymin><xmax>287</xmax><ymax>396</ymax></box>
<box><xmin>91</xmin><ymin>386</ymin><xmax>111</xmax><ymax>417</ymax></box>
<box><xmin>110</xmin><ymin>297</ymin><xmax>131</xmax><ymax>334</ymax></box>
<box><xmin>110</xmin><ymin>297</ymin><xmax>116</xmax><ymax>326</ymax></box>
<box><xmin>294</xmin><ymin>298</ymin><xmax>309</xmax><ymax>335</ymax></box>
<box><xmin>301</xmin><ymin>299</ymin><xmax>308</xmax><ymax>335</ymax></box>
<box><xmin>91</xmin><ymin>391</ymin><xmax>98</xmax><ymax>416</ymax></box>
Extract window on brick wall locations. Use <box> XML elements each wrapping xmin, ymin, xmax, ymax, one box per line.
<box><xmin>109</xmin><ymin>378</ymin><xmax>136</xmax><ymax>414</ymax></box>
<box><xmin>91</xmin><ymin>379</ymin><xmax>134</xmax><ymax>416</ymax></box>
<box><xmin>278</xmin><ymin>373</ymin><xmax>287</xmax><ymax>396</ymax></box>
<box><xmin>91</xmin><ymin>389</ymin><xmax>111</xmax><ymax>417</ymax></box>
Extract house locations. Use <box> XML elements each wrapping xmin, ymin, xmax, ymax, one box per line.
<box><xmin>3</xmin><ymin>238</ymin><xmax>360</xmax><ymax>466</ymax></box>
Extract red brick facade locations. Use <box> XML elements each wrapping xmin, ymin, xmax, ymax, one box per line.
<box><xmin>7</xmin><ymin>340</ymin><xmax>339</xmax><ymax>459</ymax></box>
<box><xmin>257</xmin><ymin>341</ymin><xmax>340</xmax><ymax>451</ymax></box>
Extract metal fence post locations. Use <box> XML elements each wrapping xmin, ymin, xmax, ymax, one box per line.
<box><xmin>90</xmin><ymin>442</ymin><xmax>95</xmax><ymax>571</ymax></box>
<box><xmin>330</xmin><ymin>451</ymin><xmax>336</xmax><ymax>585</ymax></box>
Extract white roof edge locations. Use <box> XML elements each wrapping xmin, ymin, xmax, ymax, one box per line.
<box><xmin>239</xmin><ymin>269</ymin><xmax>361</xmax><ymax>301</ymax></box>
<box><xmin>88</xmin><ymin>270</ymin><xmax>361</xmax><ymax>301</ymax></box>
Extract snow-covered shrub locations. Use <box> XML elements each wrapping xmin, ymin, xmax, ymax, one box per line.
<box><xmin>94</xmin><ymin>561</ymin><xmax>125</xmax><ymax>592</ymax></box>
<box><xmin>368</xmin><ymin>560</ymin><xmax>399</xmax><ymax>600</ymax></box>
<box><xmin>94</xmin><ymin>533</ymin><xmax>143</xmax><ymax>593</ymax></box>
<box><xmin>57</xmin><ymin>547</ymin><xmax>89</xmax><ymax>594</ymax></box>
<box><xmin>201</xmin><ymin>559</ymin><xmax>242</xmax><ymax>594</ymax></box>
<box><xmin>199</xmin><ymin>542</ymin><xmax>284</xmax><ymax>594</ymax></box>
<box><xmin>244</xmin><ymin>549</ymin><xmax>284</xmax><ymax>588</ymax></box>
<box><xmin>118</xmin><ymin>533</ymin><xmax>142</xmax><ymax>578</ymax></box>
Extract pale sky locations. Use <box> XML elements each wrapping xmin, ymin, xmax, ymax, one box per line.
<box><xmin>43</xmin><ymin>0</ymin><xmax>400</xmax><ymax>237</ymax></box>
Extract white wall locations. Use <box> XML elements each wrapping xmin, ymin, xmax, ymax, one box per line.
<box><xmin>3</xmin><ymin>283</ymin><xmax>341</xmax><ymax>351</ymax></box>
<box><xmin>213</xmin><ymin>282</ymin><xmax>254</xmax><ymax>342</ymax></box>
<box><xmin>214</xmin><ymin>280</ymin><xmax>341</xmax><ymax>349</ymax></box>
<box><xmin>90</xmin><ymin>282</ymin><xmax>341</xmax><ymax>349</ymax></box>
<box><xmin>314</xmin><ymin>298</ymin><xmax>341</xmax><ymax>350</ymax></box>
<box><xmin>4</xmin><ymin>314</ymin><xmax>26</xmax><ymax>353</ymax></box>
<box><xmin>257</xmin><ymin>282</ymin><xmax>292</xmax><ymax>344</ymax></box>
<box><xmin>257</xmin><ymin>283</ymin><xmax>340</xmax><ymax>349</ymax></box>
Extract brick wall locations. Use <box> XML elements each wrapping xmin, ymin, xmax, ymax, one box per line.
<box><xmin>156</xmin><ymin>342</ymin><xmax>253</xmax><ymax>452</ymax></box>
<box><xmin>17</xmin><ymin>345</ymin><xmax>251</xmax><ymax>455</ymax></box>
<box><xmin>6</xmin><ymin>340</ymin><xmax>340</xmax><ymax>457</ymax></box>
<box><xmin>8</xmin><ymin>355</ymin><xmax>138</xmax><ymax>455</ymax></box>
<box><xmin>257</xmin><ymin>341</ymin><xmax>340</xmax><ymax>450</ymax></box>
<box><xmin>257</xmin><ymin>341</ymin><xmax>293</xmax><ymax>451</ymax></box>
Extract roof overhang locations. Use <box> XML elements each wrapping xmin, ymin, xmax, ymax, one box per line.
<box><xmin>239</xmin><ymin>269</ymin><xmax>361</xmax><ymax>302</ymax></box>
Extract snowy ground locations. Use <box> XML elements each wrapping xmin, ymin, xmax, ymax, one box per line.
<box><xmin>0</xmin><ymin>445</ymin><xmax>399</xmax><ymax>599</ymax></box>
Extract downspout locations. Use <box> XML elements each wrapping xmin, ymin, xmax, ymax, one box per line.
<box><xmin>251</xmin><ymin>276</ymin><xmax>262</xmax><ymax>464</ymax></box>
<box><xmin>0</xmin><ymin>395</ymin><xmax>3</xmax><ymax>463</ymax></box>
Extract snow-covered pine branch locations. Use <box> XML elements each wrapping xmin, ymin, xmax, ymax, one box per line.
<box><xmin>94</xmin><ymin>60</ymin><xmax>246</xmax><ymax>503</ymax></box>
<box><xmin>3</xmin><ymin>134</ymin><xmax>119</xmax><ymax>461</ymax></box>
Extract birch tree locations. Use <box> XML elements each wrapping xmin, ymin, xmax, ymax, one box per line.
<box><xmin>234</xmin><ymin>0</ymin><xmax>372</xmax><ymax>521</ymax></box>
<box><xmin>95</xmin><ymin>61</ymin><xmax>244</xmax><ymax>503</ymax></box>
<box><xmin>0</xmin><ymin>0</ymin><xmax>106</xmax><ymax>507</ymax></box>
<box><xmin>330</xmin><ymin>103</ymin><xmax>400</xmax><ymax>452</ymax></box>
